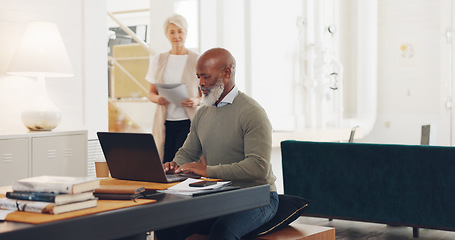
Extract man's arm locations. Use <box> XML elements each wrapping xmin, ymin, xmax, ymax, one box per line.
<box><xmin>171</xmin><ymin>109</ymin><xmax>204</xmax><ymax>166</ymax></box>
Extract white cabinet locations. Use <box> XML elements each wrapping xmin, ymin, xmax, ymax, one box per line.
<box><xmin>0</xmin><ymin>130</ymin><xmax>87</xmax><ymax>186</ymax></box>
<box><xmin>0</xmin><ymin>138</ymin><xmax>29</xmax><ymax>186</ymax></box>
<box><xmin>32</xmin><ymin>133</ymin><xmax>87</xmax><ymax>177</ymax></box>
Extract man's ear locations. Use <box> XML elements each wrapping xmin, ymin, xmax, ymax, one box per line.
<box><xmin>224</xmin><ymin>67</ymin><xmax>231</xmax><ymax>78</ymax></box>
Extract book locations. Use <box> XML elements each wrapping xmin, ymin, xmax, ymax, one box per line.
<box><xmin>6</xmin><ymin>191</ymin><xmax>94</xmax><ymax>205</ymax></box>
<box><xmin>94</xmin><ymin>185</ymin><xmax>146</xmax><ymax>200</ymax></box>
<box><xmin>11</xmin><ymin>176</ymin><xmax>100</xmax><ymax>194</ymax></box>
<box><xmin>0</xmin><ymin>198</ymin><xmax>97</xmax><ymax>214</ymax></box>
<box><xmin>94</xmin><ymin>185</ymin><xmax>145</xmax><ymax>194</ymax></box>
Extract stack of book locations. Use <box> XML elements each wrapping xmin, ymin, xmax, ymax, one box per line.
<box><xmin>0</xmin><ymin>176</ymin><xmax>100</xmax><ymax>214</ymax></box>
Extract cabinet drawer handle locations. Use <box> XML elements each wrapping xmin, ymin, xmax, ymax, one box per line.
<box><xmin>63</xmin><ymin>148</ymin><xmax>73</xmax><ymax>158</ymax></box>
<box><xmin>2</xmin><ymin>153</ymin><xmax>13</xmax><ymax>163</ymax></box>
<box><xmin>47</xmin><ymin>149</ymin><xmax>57</xmax><ymax>158</ymax></box>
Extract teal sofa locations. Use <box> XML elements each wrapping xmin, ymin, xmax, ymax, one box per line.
<box><xmin>281</xmin><ymin>140</ymin><xmax>455</xmax><ymax>238</ymax></box>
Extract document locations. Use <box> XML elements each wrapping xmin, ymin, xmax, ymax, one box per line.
<box><xmin>158</xmin><ymin>178</ymin><xmax>233</xmax><ymax>196</ymax></box>
<box><xmin>0</xmin><ymin>209</ymin><xmax>14</xmax><ymax>221</ymax></box>
<box><xmin>155</xmin><ymin>83</ymin><xmax>189</xmax><ymax>105</ymax></box>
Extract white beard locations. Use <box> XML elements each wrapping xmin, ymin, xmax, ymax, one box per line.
<box><xmin>202</xmin><ymin>79</ymin><xmax>225</xmax><ymax>106</ymax></box>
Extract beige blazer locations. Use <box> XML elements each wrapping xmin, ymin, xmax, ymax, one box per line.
<box><xmin>152</xmin><ymin>50</ymin><xmax>200</xmax><ymax>161</ymax></box>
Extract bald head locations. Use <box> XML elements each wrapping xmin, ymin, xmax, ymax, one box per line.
<box><xmin>197</xmin><ymin>48</ymin><xmax>236</xmax><ymax>80</ymax></box>
<box><xmin>196</xmin><ymin>48</ymin><xmax>237</xmax><ymax>106</ymax></box>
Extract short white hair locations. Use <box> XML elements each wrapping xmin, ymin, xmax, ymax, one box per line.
<box><xmin>163</xmin><ymin>14</ymin><xmax>188</xmax><ymax>34</ymax></box>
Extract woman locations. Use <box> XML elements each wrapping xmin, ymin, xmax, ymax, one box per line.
<box><xmin>146</xmin><ymin>14</ymin><xmax>201</xmax><ymax>163</ymax></box>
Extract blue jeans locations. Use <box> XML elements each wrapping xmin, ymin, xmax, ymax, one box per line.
<box><xmin>155</xmin><ymin>192</ymin><xmax>279</xmax><ymax>240</ymax></box>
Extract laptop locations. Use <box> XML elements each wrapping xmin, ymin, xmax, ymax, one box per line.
<box><xmin>97</xmin><ymin>132</ymin><xmax>201</xmax><ymax>183</ymax></box>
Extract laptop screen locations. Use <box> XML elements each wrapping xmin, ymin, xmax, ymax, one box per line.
<box><xmin>97</xmin><ymin>132</ymin><xmax>169</xmax><ymax>183</ymax></box>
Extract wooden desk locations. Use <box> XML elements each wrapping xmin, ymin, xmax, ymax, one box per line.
<box><xmin>0</xmin><ymin>182</ymin><xmax>270</xmax><ymax>240</ymax></box>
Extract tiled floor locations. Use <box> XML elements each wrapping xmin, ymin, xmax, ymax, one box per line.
<box><xmin>296</xmin><ymin>216</ymin><xmax>455</xmax><ymax>240</ymax></box>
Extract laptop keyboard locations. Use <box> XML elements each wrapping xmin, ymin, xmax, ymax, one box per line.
<box><xmin>165</xmin><ymin>174</ymin><xmax>188</xmax><ymax>182</ymax></box>
<box><xmin>165</xmin><ymin>173</ymin><xmax>202</xmax><ymax>182</ymax></box>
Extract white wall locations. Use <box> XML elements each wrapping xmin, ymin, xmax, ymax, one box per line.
<box><xmin>145</xmin><ymin>0</ymin><xmax>455</xmax><ymax>146</ymax></box>
<box><xmin>0</xmin><ymin>0</ymin><xmax>107</xmax><ymax>139</ymax></box>
<box><xmin>195</xmin><ymin>0</ymin><xmax>455</xmax><ymax>146</ymax></box>
<box><xmin>361</xmin><ymin>0</ymin><xmax>454</xmax><ymax>145</ymax></box>
<box><xmin>1</xmin><ymin>0</ymin><xmax>454</xmax><ymax>147</ymax></box>
<box><xmin>249</xmin><ymin>0</ymin><xmax>303</xmax><ymax>131</ymax></box>
<box><xmin>84</xmin><ymin>1</ymin><xmax>109</xmax><ymax>139</ymax></box>
<box><xmin>107</xmin><ymin>0</ymin><xmax>150</xmax><ymax>28</ymax></box>
<box><xmin>148</xmin><ymin>0</ymin><xmax>180</xmax><ymax>53</ymax></box>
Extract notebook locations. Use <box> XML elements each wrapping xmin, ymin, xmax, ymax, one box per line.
<box><xmin>97</xmin><ymin>132</ymin><xmax>201</xmax><ymax>183</ymax></box>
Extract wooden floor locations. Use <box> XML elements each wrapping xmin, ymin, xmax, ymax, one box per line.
<box><xmin>149</xmin><ymin>217</ymin><xmax>455</xmax><ymax>240</ymax></box>
<box><xmin>296</xmin><ymin>217</ymin><xmax>455</xmax><ymax>240</ymax></box>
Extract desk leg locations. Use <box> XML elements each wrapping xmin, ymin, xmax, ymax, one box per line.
<box><xmin>115</xmin><ymin>232</ymin><xmax>147</xmax><ymax>240</ymax></box>
<box><xmin>413</xmin><ymin>227</ymin><xmax>419</xmax><ymax>238</ymax></box>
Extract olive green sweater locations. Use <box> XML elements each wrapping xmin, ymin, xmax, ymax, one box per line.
<box><xmin>173</xmin><ymin>92</ymin><xmax>277</xmax><ymax>192</ymax></box>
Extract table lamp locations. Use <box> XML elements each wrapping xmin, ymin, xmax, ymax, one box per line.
<box><xmin>7</xmin><ymin>22</ymin><xmax>74</xmax><ymax>131</ymax></box>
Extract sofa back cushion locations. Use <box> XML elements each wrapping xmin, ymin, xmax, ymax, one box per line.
<box><xmin>281</xmin><ymin>140</ymin><xmax>455</xmax><ymax>229</ymax></box>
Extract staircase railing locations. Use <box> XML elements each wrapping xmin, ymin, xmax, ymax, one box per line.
<box><xmin>107</xmin><ymin>11</ymin><xmax>154</xmax><ymax>54</ymax></box>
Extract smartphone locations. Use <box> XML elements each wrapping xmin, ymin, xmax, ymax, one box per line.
<box><xmin>189</xmin><ymin>181</ymin><xmax>217</xmax><ymax>187</ymax></box>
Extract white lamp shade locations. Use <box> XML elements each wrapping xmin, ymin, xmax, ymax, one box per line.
<box><xmin>7</xmin><ymin>22</ymin><xmax>74</xmax><ymax>77</ymax></box>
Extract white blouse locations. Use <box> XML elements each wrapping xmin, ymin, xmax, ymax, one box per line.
<box><xmin>146</xmin><ymin>54</ymin><xmax>189</xmax><ymax>121</ymax></box>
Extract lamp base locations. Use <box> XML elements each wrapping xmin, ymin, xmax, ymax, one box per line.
<box><xmin>22</xmin><ymin>110</ymin><xmax>61</xmax><ymax>131</ymax></box>
<box><xmin>21</xmin><ymin>75</ymin><xmax>61</xmax><ymax>131</ymax></box>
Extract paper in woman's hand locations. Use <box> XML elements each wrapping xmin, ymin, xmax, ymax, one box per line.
<box><xmin>155</xmin><ymin>83</ymin><xmax>189</xmax><ymax>105</ymax></box>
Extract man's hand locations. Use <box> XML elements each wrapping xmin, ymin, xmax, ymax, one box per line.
<box><xmin>163</xmin><ymin>161</ymin><xmax>179</xmax><ymax>173</ymax></box>
<box><xmin>175</xmin><ymin>158</ymin><xmax>207</xmax><ymax>177</ymax></box>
